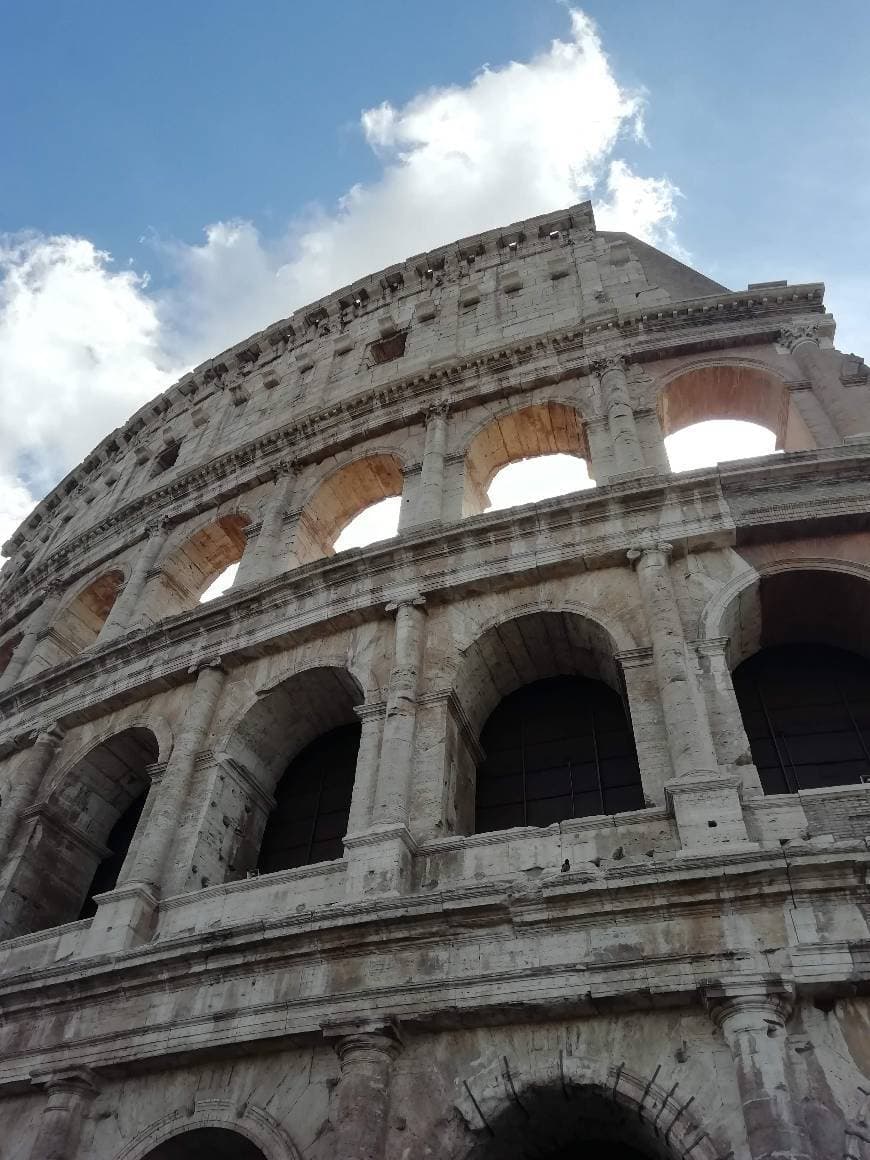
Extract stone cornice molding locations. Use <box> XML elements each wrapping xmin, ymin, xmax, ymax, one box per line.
<box><xmin>0</xmin><ymin>285</ymin><xmax>826</xmax><ymax>599</ymax></box>
<box><xmin>4</xmin><ymin>447</ymin><xmax>870</xmax><ymax>735</ymax></box>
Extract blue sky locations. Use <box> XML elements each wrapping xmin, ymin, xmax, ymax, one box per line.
<box><xmin>1</xmin><ymin>0</ymin><xmax>869</xmax><ymax>546</ymax></box>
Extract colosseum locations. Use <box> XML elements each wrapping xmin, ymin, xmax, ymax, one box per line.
<box><xmin>0</xmin><ymin>201</ymin><xmax>869</xmax><ymax>1159</ymax></box>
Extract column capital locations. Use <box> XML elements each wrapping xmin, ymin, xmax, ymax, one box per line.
<box><xmin>702</xmin><ymin>978</ymin><xmax>795</xmax><ymax>1034</ymax></box>
<box><xmin>589</xmin><ymin>353</ymin><xmax>628</xmax><ymax>377</ymax></box>
<box><xmin>323</xmin><ymin>1019</ymin><xmax>403</xmax><ymax>1064</ymax></box>
<box><xmin>424</xmin><ymin>399</ymin><xmax>450</xmax><ymax>421</ymax></box>
<box><xmin>780</xmin><ymin>320</ymin><xmax>824</xmax><ymax>352</ymax></box>
<box><xmin>273</xmin><ymin>457</ymin><xmax>301</xmax><ymax>480</ymax></box>
<box><xmin>30</xmin><ymin>1066</ymin><xmax>99</xmax><ymax>1097</ymax></box>
<box><xmin>187</xmin><ymin>656</ymin><xmax>226</xmax><ymax>677</ymax></box>
<box><xmin>385</xmin><ymin>593</ymin><xmax>426</xmax><ymax>615</ymax></box>
<box><xmin>32</xmin><ymin>722</ymin><xmax>66</xmax><ymax>749</ymax></box>
<box><xmin>627</xmin><ymin>542</ymin><xmax>673</xmax><ymax>567</ymax></box>
<box><xmin>143</xmin><ymin>515</ymin><xmax>170</xmax><ymax>539</ymax></box>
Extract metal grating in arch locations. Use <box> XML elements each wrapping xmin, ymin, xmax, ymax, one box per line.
<box><xmin>474</xmin><ymin>675</ymin><xmax>643</xmax><ymax>833</ymax></box>
<box><xmin>734</xmin><ymin>642</ymin><xmax>870</xmax><ymax>794</ymax></box>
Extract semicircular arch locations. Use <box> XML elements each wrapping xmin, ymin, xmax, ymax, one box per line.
<box><xmin>112</xmin><ymin>1097</ymin><xmax>301</xmax><ymax>1160</ymax></box>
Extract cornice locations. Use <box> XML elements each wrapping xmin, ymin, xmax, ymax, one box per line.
<box><xmin>0</xmin><ymin>843</ymin><xmax>863</xmax><ymax>1089</ymax></box>
<box><xmin>2</xmin><ymin>445</ymin><xmax>869</xmax><ymax>739</ymax></box>
<box><xmin>0</xmin><ymin>286</ymin><xmax>825</xmax><ymax>621</ymax></box>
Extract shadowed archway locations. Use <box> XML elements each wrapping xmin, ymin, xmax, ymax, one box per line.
<box><xmin>140</xmin><ymin>1127</ymin><xmax>266</xmax><ymax>1159</ymax></box>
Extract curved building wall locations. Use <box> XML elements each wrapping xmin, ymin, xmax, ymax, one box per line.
<box><xmin>0</xmin><ymin>202</ymin><xmax>869</xmax><ymax>1159</ymax></box>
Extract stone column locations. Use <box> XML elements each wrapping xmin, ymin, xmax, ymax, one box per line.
<box><xmin>0</xmin><ymin>724</ymin><xmax>64</xmax><ymax>864</ymax></box>
<box><xmin>627</xmin><ymin>543</ymin><xmax>717</xmax><ymax>779</ymax></box>
<box><xmin>122</xmin><ymin>659</ymin><xmax>226</xmax><ymax>894</ymax></box>
<box><xmin>706</xmin><ymin>982</ymin><xmax>810</xmax><ymax>1160</ymax></box>
<box><xmin>373</xmin><ymin>597</ymin><xmax>426</xmax><ymax>827</ymax></box>
<box><xmin>29</xmin><ymin>1069</ymin><xmax>97</xmax><ymax>1160</ymax></box>
<box><xmin>234</xmin><ymin>461</ymin><xmax>298</xmax><ymax>586</ymax></box>
<box><xmin>593</xmin><ymin>355</ymin><xmax>646</xmax><ymax>475</ymax></box>
<box><xmin>0</xmin><ymin>582</ymin><xmax>63</xmax><ymax>691</ymax></box>
<box><xmin>326</xmin><ymin>1024</ymin><xmax>402</xmax><ymax>1160</ymax></box>
<box><xmin>414</xmin><ymin>403</ymin><xmax>449</xmax><ymax>525</ymax></box>
<box><xmin>628</xmin><ymin>544</ymin><xmax>753</xmax><ymax>849</ymax></box>
<box><xmin>98</xmin><ymin>519</ymin><xmax>167</xmax><ymax>641</ymax></box>
<box><xmin>345</xmin><ymin>702</ymin><xmax>387</xmax><ymax>836</ymax></box>
<box><xmin>781</xmin><ymin>321</ymin><xmax>868</xmax><ymax>439</ymax></box>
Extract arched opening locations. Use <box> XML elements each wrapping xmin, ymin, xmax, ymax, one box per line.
<box><xmin>0</xmin><ymin>632</ymin><xmax>21</xmax><ymax>677</ymax></box>
<box><xmin>0</xmin><ymin>726</ymin><xmax>158</xmax><ymax>939</ymax></box>
<box><xmin>140</xmin><ymin>1127</ymin><xmax>266</xmax><ymax>1160</ymax></box>
<box><xmin>463</xmin><ymin>403</ymin><xmax>593</xmax><ymax>517</ymax></box>
<box><xmin>476</xmin><ymin>675</ymin><xmax>643</xmax><ymax>833</ymax></box>
<box><xmin>295</xmin><ymin>454</ymin><xmax>404</xmax><ymax>564</ymax></box>
<box><xmin>464</xmin><ymin>1078</ymin><xmax>704</xmax><ymax>1160</ymax></box>
<box><xmin>449</xmin><ymin>610</ymin><xmax>641</xmax><ymax>835</ymax></box>
<box><xmin>717</xmin><ymin>567</ymin><xmax>870</xmax><ymax>797</ymax></box>
<box><xmin>333</xmin><ymin>495</ymin><xmax>402</xmax><ymax>552</ymax></box>
<box><xmin>33</xmin><ymin>570</ymin><xmax>124</xmax><ymax>670</ymax></box>
<box><xmin>152</xmin><ymin>514</ymin><xmax>250</xmax><ymax>618</ymax></box>
<box><xmin>220</xmin><ymin>666</ymin><xmax>364</xmax><ymax>878</ymax></box>
<box><xmin>660</xmin><ymin>363</ymin><xmax>815</xmax><ymax>472</ymax></box>
<box><xmin>734</xmin><ymin>643</ymin><xmax>870</xmax><ymax>795</ymax></box>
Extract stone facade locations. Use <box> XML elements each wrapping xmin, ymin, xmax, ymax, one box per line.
<box><xmin>0</xmin><ymin>202</ymin><xmax>869</xmax><ymax>1158</ymax></box>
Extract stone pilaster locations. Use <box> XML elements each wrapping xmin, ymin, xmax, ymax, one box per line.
<box><xmin>0</xmin><ymin>724</ymin><xmax>64</xmax><ymax>865</ymax></box>
<box><xmin>373</xmin><ymin>597</ymin><xmax>427</xmax><ymax>828</ymax></box>
<box><xmin>413</xmin><ymin>402</ymin><xmax>449</xmax><ymax>526</ymax></box>
<box><xmin>0</xmin><ymin>581</ymin><xmax>63</xmax><ymax>690</ymax></box>
<box><xmin>325</xmin><ymin>1022</ymin><xmax>402</xmax><ymax>1160</ymax></box>
<box><xmin>90</xmin><ymin>660</ymin><xmax>226</xmax><ymax>947</ymax></box>
<box><xmin>29</xmin><ymin>1068</ymin><xmax>97</xmax><ymax>1160</ymax></box>
<box><xmin>98</xmin><ymin>519</ymin><xmax>167</xmax><ymax>641</ymax></box>
<box><xmin>592</xmin><ymin>355</ymin><xmax>647</xmax><ymax>475</ymax></box>
<box><xmin>781</xmin><ymin>320</ymin><xmax>868</xmax><ymax>439</ymax></box>
<box><xmin>345</xmin><ymin>701</ymin><xmax>387</xmax><ymax>836</ymax></box>
<box><xmin>235</xmin><ymin>460</ymin><xmax>298</xmax><ymax>586</ymax></box>
<box><xmin>628</xmin><ymin>544</ymin><xmax>752</xmax><ymax>850</ymax></box>
<box><xmin>705</xmin><ymin>981</ymin><xmax>811</xmax><ymax>1160</ymax></box>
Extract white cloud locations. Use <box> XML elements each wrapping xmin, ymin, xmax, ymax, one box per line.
<box><xmin>0</xmin><ymin>7</ymin><xmax>683</xmax><ymax>556</ymax></box>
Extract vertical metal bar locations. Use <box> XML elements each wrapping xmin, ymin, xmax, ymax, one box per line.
<box><xmin>755</xmin><ymin>674</ymin><xmax>797</xmax><ymax>794</ymax></box>
<box><xmin>305</xmin><ymin>755</ymin><xmax>328</xmax><ymax>864</ymax></box>
<box><xmin>590</xmin><ymin>694</ymin><xmax>605</xmax><ymax>815</ymax></box>
<box><xmin>520</xmin><ymin>708</ymin><xmax>528</xmax><ymax>827</ymax></box>
<box><xmin>838</xmin><ymin>675</ymin><xmax>870</xmax><ymax>766</ymax></box>
<box><xmin>567</xmin><ymin>757</ymin><xmax>575</xmax><ymax>820</ymax></box>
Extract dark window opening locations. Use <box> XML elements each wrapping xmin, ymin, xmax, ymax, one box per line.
<box><xmin>475</xmin><ymin>675</ymin><xmax>643</xmax><ymax>834</ymax></box>
<box><xmin>370</xmin><ymin>331</ymin><xmax>407</xmax><ymax>365</ymax></box>
<box><xmin>78</xmin><ymin>790</ymin><xmax>148</xmax><ymax>919</ymax></box>
<box><xmin>258</xmin><ymin>722</ymin><xmax>360</xmax><ymax>872</ymax></box>
<box><xmin>152</xmin><ymin>441</ymin><xmax>181</xmax><ymax>475</ymax></box>
<box><xmin>734</xmin><ymin>642</ymin><xmax>870</xmax><ymax>795</ymax></box>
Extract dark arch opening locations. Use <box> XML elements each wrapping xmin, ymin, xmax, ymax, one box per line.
<box><xmin>77</xmin><ymin>789</ymin><xmax>148</xmax><ymax>918</ymax></box>
<box><xmin>141</xmin><ymin>1127</ymin><xmax>266</xmax><ymax>1160</ymax></box>
<box><xmin>475</xmin><ymin>675</ymin><xmax>643</xmax><ymax>834</ymax></box>
<box><xmin>258</xmin><ymin>722</ymin><xmax>361</xmax><ymax>871</ymax></box>
<box><xmin>734</xmin><ymin>642</ymin><xmax>870</xmax><ymax>795</ymax></box>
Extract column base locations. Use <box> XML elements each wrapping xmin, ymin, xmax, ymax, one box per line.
<box><xmin>77</xmin><ymin>882</ymin><xmax>159</xmax><ymax>956</ymax></box>
<box><xmin>343</xmin><ymin>824</ymin><xmax>417</xmax><ymax>898</ymax></box>
<box><xmin>665</xmin><ymin>772</ymin><xmax>758</xmax><ymax>854</ymax></box>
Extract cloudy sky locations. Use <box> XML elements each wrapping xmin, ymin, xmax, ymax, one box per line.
<box><xmin>2</xmin><ymin>0</ymin><xmax>868</xmax><ymax>552</ymax></box>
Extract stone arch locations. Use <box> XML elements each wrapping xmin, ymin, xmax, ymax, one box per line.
<box><xmin>699</xmin><ymin>558</ymin><xmax>870</xmax><ymax>669</ymax></box>
<box><xmin>35</xmin><ymin>567</ymin><xmax>126</xmax><ymax>667</ymax></box>
<box><xmin>657</xmin><ymin>358</ymin><xmax>816</xmax><ymax>452</ymax></box>
<box><xmin>149</xmin><ymin>511</ymin><xmax>252</xmax><ymax>618</ymax></box>
<box><xmin>0</xmin><ymin>726</ymin><xmax>160</xmax><ymax>939</ymax></box>
<box><xmin>446</xmin><ymin>606</ymin><xmax>640</xmax><ymax>834</ymax></box>
<box><xmin>293</xmin><ymin>451</ymin><xmax>405</xmax><ymax>564</ymax></box>
<box><xmin>462</xmin><ymin>400</ymin><xmax>591</xmax><ymax>516</ymax></box>
<box><xmin>452</xmin><ymin>1051</ymin><xmax>722</xmax><ymax>1160</ymax></box>
<box><xmin>215</xmin><ymin>664</ymin><xmax>366</xmax><ymax>877</ymax></box>
<box><xmin>112</xmin><ymin>1096</ymin><xmax>300</xmax><ymax>1160</ymax></box>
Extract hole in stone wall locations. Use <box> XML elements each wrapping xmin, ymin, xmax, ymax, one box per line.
<box><xmin>370</xmin><ymin>331</ymin><xmax>407</xmax><ymax>364</ymax></box>
<box><xmin>151</xmin><ymin>441</ymin><xmax>181</xmax><ymax>476</ymax></box>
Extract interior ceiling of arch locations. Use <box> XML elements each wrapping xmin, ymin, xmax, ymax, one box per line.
<box><xmin>141</xmin><ymin>1128</ymin><xmax>267</xmax><ymax>1160</ymax></box>
<box><xmin>225</xmin><ymin>666</ymin><xmax>364</xmax><ymax>789</ymax></box>
<box><xmin>455</xmin><ymin>611</ymin><xmax>621</xmax><ymax>738</ymax></box>
<box><xmin>54</xmin><ymin>727</ymin><xmax>159</xmax><ymax>835</ymax></box>
<box><xmin>466</xmin><ymin>1086</ymin><xmax>683</xmax><ymax>1160</ymax></box>
<box><xmin>297</xmin><ymin>453</ymin><xmax>404</xmax><ymax>563</ymax></box>
<box><xmin>724</xmin><ymin>568</ymin><xmax>870</xmax><ymax>668</ymax></box>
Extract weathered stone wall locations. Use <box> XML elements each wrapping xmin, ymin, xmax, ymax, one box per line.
<box><xmin>0</xmin><ymin>202</ymin><xmax>869</xmax><ymax>1159</ymax></box>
